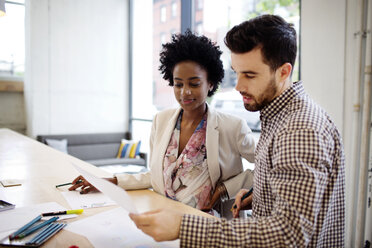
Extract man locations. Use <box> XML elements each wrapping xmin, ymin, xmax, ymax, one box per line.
<box><xmin>130</xmin><ymin>14</ymin><xmax>345</xmax><ymax>247</ymax></box>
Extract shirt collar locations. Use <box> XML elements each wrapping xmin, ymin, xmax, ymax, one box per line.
<box><xmin>260</xmin><ymin>81</ymin><xmax>305</xmax><ymax>121</ymax></box>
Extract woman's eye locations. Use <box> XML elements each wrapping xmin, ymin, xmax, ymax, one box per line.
<box><xmin>174</xmin><ymin>83</ymin><xmax>182</xmax><ymax>88</ymax></box>
<box><xmin>190</xmin><ymin>83</ymin><xmax>200</xmax><ymax>87</ymax></box>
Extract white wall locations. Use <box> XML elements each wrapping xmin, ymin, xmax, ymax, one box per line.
<box><xmin>25</xmin><ymin>0</ymin><xmax>129</xmax><ymax>137</ymax></box>
<box><xmin>301</xmin><ymin>0</ymin><xmax>346</xmax><ymax>132</ymax></box>
<box><xmin>302</xmin><ymin>0</ymin><xmax>372</xmax><ymax>246</ymax></box>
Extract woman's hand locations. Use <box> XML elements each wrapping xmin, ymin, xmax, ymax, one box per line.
<box><xmin>232</xmin><ymin>188</ymin><xmax>253</xmax><ymax>218</ymax></box>
<box><xmin>68</xmin><ymin>175</ymin><xmax>97</xmax><ymax>194</ymax></box>
<box><xmin>68</xmin><ymin>175</ymin><xmax>117</xmax><ymax>194</ymax></box>
<box><xmin>200</xmin><ymin>183</ymin><xmax>227</xmax><ymax>212</ymax></box>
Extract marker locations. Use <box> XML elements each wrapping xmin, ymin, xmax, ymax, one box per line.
<box><xmin>41</xmin><ymin>209</ymin><xmax>84</xmax><ymax>217</ymax></box>
<box><xmin>55</xmin><ymin>179</ymin><xmax>83</xmax><ymax>188</ymax></box>
<box><xmin>231</xmin><ymin>187</ymin><xmax>253</xmax><ymax>211</ymax></box>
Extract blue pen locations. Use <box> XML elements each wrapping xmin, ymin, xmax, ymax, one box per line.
<box><xmin>9</xmin><ymin>215</ymin><xmax>42</xmax><ymax>240</ymax></box>
<box><xmin>15</xmin><ymin>216</ymin><xmax>59</xmax><ymax>239</ymax></box>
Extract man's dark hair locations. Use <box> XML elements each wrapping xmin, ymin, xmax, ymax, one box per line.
<box><xmin>159</xmin><ymin>30</ymin><xmax>224</xmax><ymax>97</ymax></box>
<box><xmin>224</xmin><ymin>14</ymin><xmax>297</xmax><ymax>72</ymax></box>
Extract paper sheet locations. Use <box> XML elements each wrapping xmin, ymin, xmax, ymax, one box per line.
<box><xmin>65</xmin><ymin>207</ymin><xmax>179</xmax><ymax>248</ymax></box>
<box><xmin>0</xmin><ymin>202</ymin><xmax>75</xmax><ymax>234</ymax></box>
<box><xmin>61</xmin><ymin>191</ymin><xmax>116</xmax><ymax>209</ymax></box>
<box><xmin>72</xmin><ymin>163</ymin><xmax>138</xmax><ymax>213</ymax></box>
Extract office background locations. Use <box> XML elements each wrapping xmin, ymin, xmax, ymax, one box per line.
<box><xmin>0</xmin><ymin>0</ymin><xmax>371</xmax><ymax>247</ymax></box>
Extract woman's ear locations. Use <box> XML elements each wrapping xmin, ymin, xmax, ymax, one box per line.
<box><xmin>209</xmin><ymin>82</ymin><xmax>214</xmax><ymax>92</ymax></box>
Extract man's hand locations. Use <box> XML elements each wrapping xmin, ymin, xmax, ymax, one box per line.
<box><xmin>232</xmin><ymin>188</ymin><xmax>253</xmax><ymax>218</ymax></box>
<box><xmin>129</xmin><ymin>209</ymin><xmax>182</xmax><ymax>242</ymax></box>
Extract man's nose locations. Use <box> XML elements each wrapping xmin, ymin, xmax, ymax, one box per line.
<box><xmin>235</xmin><ymin>75</ymin><xmax>243</xmax><ymax>92</ymax></box>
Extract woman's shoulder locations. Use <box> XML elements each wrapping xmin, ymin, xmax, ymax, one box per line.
<box><xmin>209</xmin><ymin>107</ymin><xmax>246</xmax><ymax>125</ymax></box>
<box><xmin>154</xmin><ymin>108</ymin><xmax>180</xmax><ymax>121</ymax></box>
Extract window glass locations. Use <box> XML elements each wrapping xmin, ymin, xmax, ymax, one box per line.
<box><xmin>131</xmin><ymin>0</ymin><xmax>300</xmax><ymax>155</ymax></box>
<box><xmin>131</xmin><ymin>0</ymin><xmax>181</xmax><ymax>153</ymax></box>
<box><xmin>194</xmin><ymin>0</ymin><xmax>300</xmax><ymax>133</ymax></box>
<box><xmin>0</xmin><ymin>2</ymin><xmax>25</xmax><ymax>79</ymax></box>
<box><xmin>171</xmin><ymin>2</ymin><xmax>177</xmax><ymax>18</ymax></box>
<box><xmin>160</xmin><ymin>5</ymin><xmax>167</xmax><ymax>23</ymax></box>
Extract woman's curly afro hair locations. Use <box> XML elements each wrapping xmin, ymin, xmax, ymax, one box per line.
<box><xmin>159</xmin><ymin>30</ymin><xmax>224</xmax><ymax>97</ymax></box>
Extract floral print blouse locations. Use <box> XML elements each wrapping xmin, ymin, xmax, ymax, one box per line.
<box><xmin>163</xmin><ymin>110</ymin><xmax>212</xmax><ymax>209</ymax></box>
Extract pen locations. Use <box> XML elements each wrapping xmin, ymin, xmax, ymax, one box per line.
<box><xmin>42</xmin><ymin>209</ymin><xmax>84</xmax><ymax>216</ymax></box>
<box><xmin>9</xmin><ymin>215</ymin><xmax>42</xmax><ymax>240</ymax></box>
<box><xmin>15</xmin><ymin>216</ymin><xmax>59</xmax><ymax>239</ymax></box>
<box><xmin>55</xmin><ymin>179</ymin><xmax>83</xmax><ymax>188</ymax></box>
<box><xmin>231</xmin><ymin>187</ymin><xmax>253</xmax><ymax>211</ymax></box>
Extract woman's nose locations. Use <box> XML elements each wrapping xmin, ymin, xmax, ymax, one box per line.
<box><xmin>182</xmin><ymin>87</ymin><xmax>191</xmax><ymax>95</ymax></box>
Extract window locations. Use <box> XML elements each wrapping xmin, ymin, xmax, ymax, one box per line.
<box><xmin>171</xmin><ymin>2</ymin><xmax>177</xmax><ymax>18</ymax></box>
<box><xmin>160</xmin><ymin>5</ymin><xmax>167</xmax><ymax>23</ymax></box>
<box><xmin>195</xmin><ymin>22</ymin><xmax>203</xmax><ymax>35</ymax></box>
<box><xmin>130</xmin><ymin>0</ymin><xmax>300</xmax><ymax>156</ymax></box>
<box><xmin>195</xmin><ymin>0</ymin><xmax>300</xmax><ymax>133</ymax></box>
<box><xmin>0</xmin><ymin>0</ymin><xmax>25</xmax><ymax>80</ymax></box>
<box><xmin>131</xmin><ymin>0</ymin><xmax>181</xmax><ymax>154</ymax></box>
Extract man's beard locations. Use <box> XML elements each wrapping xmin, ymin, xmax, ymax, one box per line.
<box><xmin>243</xmin><ymin>77</ymin><xmax>278</xmax><ymax>112</ymax></box>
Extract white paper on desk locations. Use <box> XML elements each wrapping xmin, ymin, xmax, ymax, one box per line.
<box><xmin>72</xmin><ymin>163</ymin><xmax>138</xmax><ymax>213</ymax></box>
<box><xmin>65</xmin><ymin>207</ymin><xmax>179</xmax><ymax>248</ymax></box>
<box><xmin>0</xmin><ymin>202</ymin><xmax>73</xmax><ymax>234</ymax></box>
<box><xmin>61</xmin><ymin>191</ymin><xmax>116</xmax><ymax>209</ymax></box>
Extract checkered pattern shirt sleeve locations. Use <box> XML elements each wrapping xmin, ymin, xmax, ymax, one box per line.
<box><xmin>179</xmin><ymin>82</ymin><xmax>345</xmax><ymax>248</ymax></box>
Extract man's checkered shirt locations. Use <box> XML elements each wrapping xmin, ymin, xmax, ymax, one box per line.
<box><xmin>179</xmin><ymin>81</ymin><xmax>345</xmax><ymax>247</ymax></box>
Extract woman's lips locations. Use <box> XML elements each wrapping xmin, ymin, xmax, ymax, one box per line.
<box><xmin>182</xmin><ymin>99</ymin><xmax>194</xmax><ymax>104</ymax></box>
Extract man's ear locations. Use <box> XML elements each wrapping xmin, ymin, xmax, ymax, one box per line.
<box><xmin>276</xmin><ymin>63</ymin><xmax>292</xmax><ymax>82</ymax></box>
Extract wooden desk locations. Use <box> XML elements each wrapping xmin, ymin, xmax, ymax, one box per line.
<box><xmin>0</xmin><ymin>129</ymin><xmax>212</xmax><ymax>247</ymax></box>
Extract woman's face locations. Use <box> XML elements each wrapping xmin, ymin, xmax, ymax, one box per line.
<box><xmin>172</xmin><ymin>61</ymin><xmax>212</xmax><ymax>113</ymax></box>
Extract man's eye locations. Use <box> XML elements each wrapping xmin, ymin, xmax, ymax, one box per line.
<box><xmin>245</xmin><ymin>74</ymin><xmax>255</xmax><ymax>79</ymax></box>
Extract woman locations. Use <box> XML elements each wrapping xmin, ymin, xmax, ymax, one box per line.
<box><xmin>70</xmin><ymin>31</ymin><xmax>256</xmax><ymax>211</ymax></box>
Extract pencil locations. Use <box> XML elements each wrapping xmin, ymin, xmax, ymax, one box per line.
<box><xmin>55</xmin><ymin>179</ymin><xmax>83</xmax><ymax>188</ymax></box>
<box><xmin>231</xmin><ymin>187</ymin><xmax>253</xmax><ymax>211</ymax></box>
<box><xmin>15</xmin><ymin>216</ymin><xmax>59</xmax><ymax>239</ymax></box>
<box><xmin>9</xmin><ymin>215</ymin><xmax>42</xmax><ymax>240</ymax></box>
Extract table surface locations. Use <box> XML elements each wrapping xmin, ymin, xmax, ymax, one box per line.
<box><xmin>0</xmin><ymin>128</ymin><xmax>213</xmax><ymax>247</ymax></box>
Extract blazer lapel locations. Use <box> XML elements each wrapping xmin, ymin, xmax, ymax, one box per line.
<box><xmin>152</xmin><ymin>108</ymin><xmax>181</xmax><ymax>194</ymax></box>
<box><xmin>206</xmin><ymin>107</ymin><xmax>220</xmax><ymax>189</ymax></box>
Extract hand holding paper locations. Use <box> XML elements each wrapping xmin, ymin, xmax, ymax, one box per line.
<box><xmin>72</xmin><ymin>163</ymin><xmax>138</xmax><ymax>214</ymax></box>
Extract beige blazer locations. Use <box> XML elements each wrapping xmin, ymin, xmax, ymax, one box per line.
<box><xmin>117</xmin><ymin>106</ymin><xmax>256</xmax><ymax>199</ymax></box>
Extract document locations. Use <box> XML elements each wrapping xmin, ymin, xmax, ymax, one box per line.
<box><xmin>0</xmin><ymin>202</ymin><xmax>73</xmax><ymax>234</ymax></box>
<box><xmin>66</xmin><ymin>207</ymin><xmax>179</xmax><ymax>248</ymax></box>
<box><xmin>61</xmin><ymin>191</ymin><xmax>116</xmax><ymax>209</ymax></box>
<box><xmin>72</xmin><ymin>163</ymin><xmax>138</xmax><ymax>213</ymax></box>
